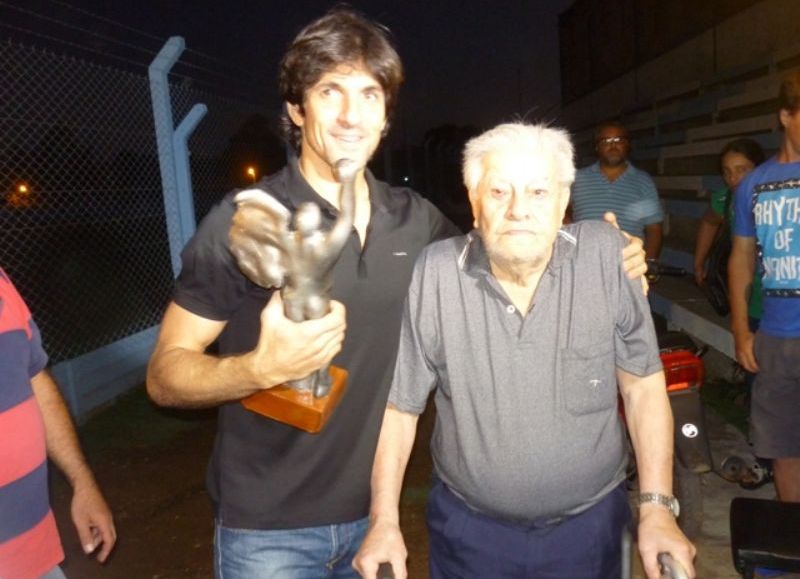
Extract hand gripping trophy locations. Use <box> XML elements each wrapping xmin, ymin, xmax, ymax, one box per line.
<box><xmin>228</xmin><ymin>158</ymin><xmax>359</xmax><ymax>432</ymax></box>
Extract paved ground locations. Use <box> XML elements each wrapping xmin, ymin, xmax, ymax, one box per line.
<box><xmin>49</xmin><ymin>386</ymin><xmax>793</xmax><ymax>578</ymax></box>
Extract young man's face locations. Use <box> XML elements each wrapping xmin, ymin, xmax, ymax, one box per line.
<box><xmin>595</xmin><ymin>125</ymin><xmax>630</xmax><ymax>168</ymax></box>
<box><xmin>469</xmin><ymin>149</ymin><xmax>569</xmax><ymax>275</ymax></box>
<box><xmin>288</xmin><ymin>63</ymin><xmax>387</xmax><ymax>179</ymax></box>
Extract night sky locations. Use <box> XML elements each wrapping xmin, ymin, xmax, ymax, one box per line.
<box><xmin>5</xmin><ymin>0</ymin><xmax>574</xmax><ymax>144</ymax></box>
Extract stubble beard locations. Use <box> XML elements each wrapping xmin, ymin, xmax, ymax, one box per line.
<box><xmin>485</xmin><ymin>240</ymin><xmax>551</xmax><ymax>282</ymax></box>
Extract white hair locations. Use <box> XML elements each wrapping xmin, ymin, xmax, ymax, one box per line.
<box><xmin>462</xmin><ymin>123</ymin><xmax>576</xmax><ymax>191</ymax></box>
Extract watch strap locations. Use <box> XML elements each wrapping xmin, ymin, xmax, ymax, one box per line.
<box><xmin>638</xmin><ymin>492</ymin><xmax>679</xmax><ymax>517</ymax></box>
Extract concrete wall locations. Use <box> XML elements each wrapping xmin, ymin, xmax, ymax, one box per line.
<box><xmin>715</xmin><ymin>0</ymin><xmax>800</xmax><ymax>71</ymax></box>
<box><xmin>561</xmin><ymin>0</ymin><xmax>800</xmax><ymax>128</ymax></box>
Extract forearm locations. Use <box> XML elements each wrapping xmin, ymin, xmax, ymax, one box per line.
<box><xmin>32</xmin><ymin>370</ymin><xmax>117</xmax><ymax>559</ymax></box>
<box><xmin>729</xmin><ymin>273</ymin><xmax>752</xmax><ymax>337</ymax></box>
<box><xmin>622</xmin><ymin>370</ymin><xmax>697</xmax><ymax>577</ymax></box>
<box><xmin>146</xmin><ymin>346</ymin><xmax>267</xmax><ymax>408</ymax></box>
<box><xmin>31</xmin><ymin>371</ymin><xmax>96</xmax><ymax>489</ymax></box>
<box><xmin>693</xmin><ymin>220</ymin><xmax>719</xmax><ymax>273</ymax></box>
<box><xmin>728</xmin><ymin>241</ymin><xmax>756</xmax><ymax>336</ymax></box>
<box><xmin>369</xmin><ymin>406</ymin><xmax>419</xmax><ymax>524</ymax></box>
<box><xmin>620</xmin><ymin>370</ymin><xmax>673</xmax><ymax>495</ymax></box>
<box><xmin>644</xmin><ymin>223</ymin><xmax>663</xmax><ymax>260</ymax></box>
<box><xmin>148</xmin><ymin>297</ymin><xmax>347</xmax><ymax>408</ymax></box>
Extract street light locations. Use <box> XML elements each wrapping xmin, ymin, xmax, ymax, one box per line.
<box><xmin>7</xmin><ymin>182</ymin><xmax>32</xmax><ymax>208</ymax></box>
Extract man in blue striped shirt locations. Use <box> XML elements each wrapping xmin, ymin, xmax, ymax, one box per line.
<box><xmin>571</xmin><ymin>121</ymin><xmax>663</xmax><ymax>259</ymax></box>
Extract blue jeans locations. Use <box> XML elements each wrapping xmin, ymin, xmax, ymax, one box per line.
<box><xmin>214</xmin><ymin>518</ymin><xmax>367</xmax><ymax>579</ymax></box>
<box><xmin>40</xmin><ymin>567</ymin><xmax>67</xmax><ymax>579</ymax></box>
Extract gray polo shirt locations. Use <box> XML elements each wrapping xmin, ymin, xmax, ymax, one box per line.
<box><xmin>388</xmin><ymin>220</ymin><xmax>662</xmax><ymax>522</ymax></box>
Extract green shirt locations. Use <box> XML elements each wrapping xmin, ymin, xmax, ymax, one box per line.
<box><xmin>710</xmin><ymin>187</ymin><xmax>762</xmax><ymax>319</ymax></box>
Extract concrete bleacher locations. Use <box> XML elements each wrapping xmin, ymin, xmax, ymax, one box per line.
<box><xmin>596</xmin><ymin>49</ymin><xmax>799</xmax><ymax>362</ymax></box>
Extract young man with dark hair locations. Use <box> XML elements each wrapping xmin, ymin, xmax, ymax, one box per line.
<box><xmin>147</xmin><ymin>9</ymin><xmax>459</xmax><ymax>578</ymax></box>
<box><xmin>729</xmin><ymin>70</ymin><xmax>800</xmax><ymax>504</ymax></box>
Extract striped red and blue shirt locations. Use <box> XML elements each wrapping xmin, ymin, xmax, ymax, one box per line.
<box><xmin>0</xmin><ymin>268</ymin><xmax>64</xmax><ymax>579</ymax></box>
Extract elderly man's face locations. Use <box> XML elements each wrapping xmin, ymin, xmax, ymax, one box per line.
<box><xmin>469</xmin><ymin>149</ymin><xmax>569</xmax><ymax>274</ymax></box>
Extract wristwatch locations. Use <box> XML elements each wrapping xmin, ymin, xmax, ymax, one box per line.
<box><xmin>638</xmin><ymin>492</ymin><xmax>680</xmax><ymax>518</ymax></box>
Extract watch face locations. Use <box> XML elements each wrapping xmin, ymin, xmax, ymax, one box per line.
<box><xmin>669</xmin><ymin>497</ymin><xmax>680</xmax><ymax>518</ymax></box>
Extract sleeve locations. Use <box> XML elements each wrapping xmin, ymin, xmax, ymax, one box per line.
<box><xmin>610</xmin><ymin>232</ymin><xmax>662</xmax><ymax>376</ymax></box>
<box><xmin>639</xmin><ymin>173</ymin><xmax>664</xmax><ymax>225</ymax></box>
<box><xmin>569</xmin><ymin>173</ymin><xmax>581</xmax><ymax>206</ymax></box>
<box><xmin>27</xmin><ymin>319</ymin><xmax>49</xmax><ymax>377</ymax></box>
<box><xmin>425</xmin><ymin>198</ymin><xmax>463</xmax><ymax>241</ymax></box>
<box><xmin>732</xmin><ymin>174</ymin><xmax>756</xmax><ymax>238</ymax></box>
<box><xmin>387</xmin><ymin>253</ymin><xmax>441</xmax><ymax>414</ymax></box>
<box><xmin>0</xmin><ymin>269</ymin><xmax>49</xmax><ymax>375</ymax></box>
<box><xmin>173</xmin><ymin>197</ymin><xmax>253</xmax><ymax>321</ymax></box>
<box><xmin>709</xmin><ymin>187</ymin><xmax>729</xmax><ymax>218</ymax></box>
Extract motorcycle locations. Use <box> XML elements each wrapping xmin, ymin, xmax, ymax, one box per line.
<box><xmin>656</xmin><ymin>328</ymin><xmax>712</xmax><ymax>539</ymax></box>
<box><xmin>624</xmin><ymin>261</ymin><xmax>714</xmax><ymax>539</ymax></box>
<box><xmin>719</xmin><ymin>454</ymin><xmax>773</xmax><ymax>489</ymax></box>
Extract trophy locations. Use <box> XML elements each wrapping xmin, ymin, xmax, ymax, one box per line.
<box><xmin>228</xmin><ymin>158</ymin><xmax>359</xmax><ymax>433</ymax></box>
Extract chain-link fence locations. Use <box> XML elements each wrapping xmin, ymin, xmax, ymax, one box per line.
<box><xmin>0</xmin><ymin>39</ymin><xmax>281</xmax><ymax>364</ymax></box>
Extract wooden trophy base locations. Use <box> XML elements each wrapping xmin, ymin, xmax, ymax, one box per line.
<box><xmin>241</xmin><ymin>366</ymin><xmax>348</xmax><ymax>433</ymax></box>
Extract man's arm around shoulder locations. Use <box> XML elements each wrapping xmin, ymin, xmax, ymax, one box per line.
<box><xmin>352</xmin><ymin>405</ymin><xmax>419</xmax><ymax>579</ymax></box>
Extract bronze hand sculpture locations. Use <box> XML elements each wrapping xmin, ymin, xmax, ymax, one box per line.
<box><xmin>229</xmin><ymin>158</ymin><xmax>359</xmax><ymax>398</ymax></box>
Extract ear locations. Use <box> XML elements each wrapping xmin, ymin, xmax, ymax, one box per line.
<box><xmin>558</xmin><ymin>186</ymin><xmax>571</xmax><ymax>216</ymax></box>
<box><xmin>286</xmin><ymin>102</ymin><xmax>305</xmax><ymax>127</ymax></box>
<box><xmin>467</xmin><ymin>188</ymin><xmax>481</xmax><ymax>229</ymax></box>
<box><xmin>780</xmin><ymin>108</ymin><xmax>791</xmax><ymax>130</ymax></box>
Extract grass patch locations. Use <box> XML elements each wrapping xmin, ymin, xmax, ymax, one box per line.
<box><xmin>701</xmin><ymin>377</ymin><xmax>749</xmax><ymax>435</ymax></box>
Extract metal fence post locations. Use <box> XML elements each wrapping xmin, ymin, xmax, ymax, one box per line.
<box><xmin>173</xmin><ymin>103</ymin><xmax>207</xmax><ymax>244</ymax></box>
<box><xmin>148</xmin><ymin>36</ymin><xmax>206</xmax><ymax>276</ymax></box>
<box><xmin>2</xmin><ymin>38</ymin><xmax>268</xmax><ymax>420</ymax></box>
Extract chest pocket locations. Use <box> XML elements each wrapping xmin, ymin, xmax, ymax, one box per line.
<box><xmin>561</xmin><ymin>343</ymin><xmax>616</xmax><ymax>415</ymax></box>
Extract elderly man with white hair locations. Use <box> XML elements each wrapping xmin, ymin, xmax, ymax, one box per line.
<box><xmin>353</xmin><ymin>123</ymin><xmax>695</xmax><ymax>579</ymax></box>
